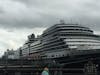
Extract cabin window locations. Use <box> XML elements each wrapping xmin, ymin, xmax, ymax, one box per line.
<box><xmin>52</xmin><ymin>55</ymin><xmax>54</xmax><ymax>57</ymax></box>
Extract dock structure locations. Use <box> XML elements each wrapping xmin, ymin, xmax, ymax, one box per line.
<box><xmin>0</xmin><ymin>54</ymin><xmax>100</xmax><ymax>75</ymax></box>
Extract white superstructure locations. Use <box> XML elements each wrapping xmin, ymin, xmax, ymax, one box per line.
<box><xmin>9</xmin><ymin>22</ymin><xmax>100</xmax><ymax>59</ymax></box>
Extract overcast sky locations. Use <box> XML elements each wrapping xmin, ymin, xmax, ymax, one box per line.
<box><xmin>0</xmin><ymin>0</ymin><xmax>100</xmax><ymax>56</ymax></box>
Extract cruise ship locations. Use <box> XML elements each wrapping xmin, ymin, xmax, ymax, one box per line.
<box><xmin>20</xmin><ymin>21</ymin><xmax>100</xmax><ymax>60</ymax></box>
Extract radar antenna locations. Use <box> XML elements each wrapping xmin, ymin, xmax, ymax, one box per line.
<box><xmin>60</xmin><ymin>20</ymin><xmax>65</xmax><ymax>24</ymax></box>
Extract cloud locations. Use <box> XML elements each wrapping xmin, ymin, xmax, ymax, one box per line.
<box><xmin>13</xmin><ymin>0</ymin><xmax>33</xmax><ymax>5</ymax></box>
<box><xmin>0</xmin><ymin>27</ymin><xmax>45</xmax><ymax>56</ymax></box>
<box><xmin>0</xmin><ymin>0</ymin><xmax>99</xmax><ymax>30</ymax></box>
<box><xmin>0</xmin><ymin>7</ymin><xmax>4</xmax><ymax>14</ymax></box>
